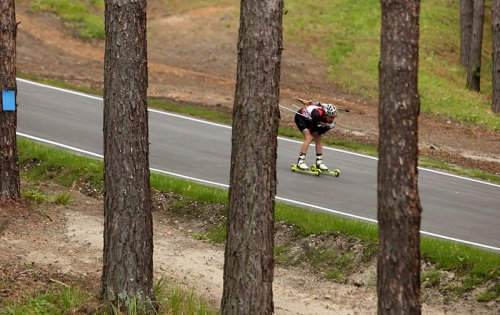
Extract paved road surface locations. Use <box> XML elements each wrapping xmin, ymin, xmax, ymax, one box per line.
<box><xmin>16</xmin><ymin>79</ymin><xmax>500</xmax><ymax>251</ymax></box>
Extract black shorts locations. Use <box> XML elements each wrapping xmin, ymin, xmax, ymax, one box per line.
<box><xmin>295</xmin><ymin>113</ymin><xmax>310</xmax><ymax>132</ymax></box>
<box><xmin>295</xmin><ymin>113</ymin><xmax>329</xmax><ymax>135</ymax></box>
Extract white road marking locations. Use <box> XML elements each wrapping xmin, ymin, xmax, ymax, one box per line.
<box><xmin>18</xmin><ymin>78</ymin><xmax>500</xmax><ymax>188</ymax></box>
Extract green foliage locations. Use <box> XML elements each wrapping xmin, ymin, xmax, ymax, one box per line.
<box><xmin>30</xmin><ymin>0</ymin><xmax>105</xmax><ymax>39</ymax></box>
<box><xmin>475</xmin><ymin>283</ymin><xmax>500</xmax><ymax>302</ymax></box>
<box><xmin>421</xmin><ymin>270</ymin><xmax>441</xmax><ymax>287</ymax></box>
<box><xmin>152</xmin><ymin>277</ymin><xmax>218</xmax><ymax>315</ymax></box>
<box><xmin>54</xmin><ymin>192</ymin><xmax>72</xmax><ymax>205</ymax></box>
<box><xmin>421</xmin><ymin>238</ymin><xmax>500</xmax><ymax>279</ymax></box>
<box><xmin>325</xmin><ymin>269</ymin><xmax>344</xmax><ymax>281</ymax></box>
<box><xmin>151</xmin><ymin>173</ymin><xmax>228</xmax><ymax>204</ymax></box>
<box><xmin>275</xmin><ymin>203</ymin><xmax>378</xmax><ymax>242</ymax></box>
<box><xmin>21</xmin><ymin>188</ymin><xmax>72</xmax><ymax>205</ymax></box>
<box><xmin>418</xmin><ymin>157</ymin><xmax>500</xmax><ymax>184</ymax></box>
<box><xmin>18</xmin><ymin>138</ymin><xmax>103</xmax><ymax>191</ymax></box>
<box><xmin>18</xmin><ymin>73</ymin><xmax>103</xmax><ymax>96</ymax></box>
<box><xmin>160</xmin><ymin>0</ymin><xmax>237</xmax><ymax>12</ymax></box>
<box><xmin>148</xmin><ymin>99</ymin><xmax>232</xmax><ymax>125</ymax></box>
<box><xmin>22</xmin><ymin>188</ymin><xmax>50</xmax><ymax>204</ymax></box>
<box><xmin>274</xmin><ymin>244</ymin><xmax>290</xmax><ymax>265</ymax></box>
<box><xmin>3</xmin><ymin>286</ymin><xmax>90</xmax><ymax>315</ymax></box>
<box><xmin>421</xmin><ymin>237</ymin><xmax>500</xmax><ymax>300</ymax></box>
<box><xmin>198</xmin><ymin>223</ymin><xmax>227</xmax><ymax>244</ymax></box>
<box><xmin>108</xmin><ymin>294</ymin><xmax>157</xmax><ymax>315</ymax></box>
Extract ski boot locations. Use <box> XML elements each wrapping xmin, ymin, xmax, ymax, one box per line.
<box><xmin>311</xmin><ymin>157</ymin><xmax>340</xmax><ymax>177</ymax></box>
<box><xmin>297</xmin><ymin>158</ymin><xmax>309</xmax><ymax>170</ymax></box>
<box><xmin>291</xmin><ymin>157</ymin><xmax>320</xmax><ymax>176</ymax></box>
<box><xmin>315</xmin><ymin>157</ymin><xmax>329</xmax><ymax>172</ymax></box>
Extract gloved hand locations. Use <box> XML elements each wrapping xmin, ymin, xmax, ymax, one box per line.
<box><xmin>317</xmin><ymin>125</ymin><xmax>329</xmax><ymax>135</ymax></box>
<box><xmin>329</xmin><ymin>122</ymin><xmax>336</xmax><ymax>129</ymax></box>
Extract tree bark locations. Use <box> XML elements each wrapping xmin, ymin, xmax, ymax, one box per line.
<box><xmin>0</xmin><ymin>0</ymin><xmax>20</xmax><ymax>199</ymax></box>
<box><xmin>466</xmin><ymin>0</ymin><xmax>485</xmax><ymax>91</ymax></box>
<box><xmin>100</xmin><ymin>0</ymin><xmax>153</xmax><ymax>309</ymax></box>
<box><xmin>378</xmin><ymin>0</ymin><xmax>422</xmax><ymax>314</ymax></box>
<box><xmin>492</xmin><ymin>0</ymin><xmax>500</xmax><ymax>113</ymax></box>
<box><xmin>460</xmin><ymin>0</ymin><xmax>474</xmax><ymax>67</ymax></box>
<box><xmin>221</xmin><ymin>1</ymin><xmax>283</xmax><ymax>314</ymax></box>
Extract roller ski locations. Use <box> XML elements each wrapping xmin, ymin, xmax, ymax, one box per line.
<box><xmin>311</xmin><ymin>157</ymin><xmax>340</xmax><ymax>177</ymax></box>
<box><xmin>311</xmin><ymin>164</ymin><xmax>340</xmax><ymax>177</ymax></box>
<box><xmin>290</xmin><ymin>163</ymin><xmax>320</xmax><ymax>176</ymax></box>
<box><xmin>290</xmin><ymin>157</ymin><xmax>320</xmax><ymax>176</ymax></box>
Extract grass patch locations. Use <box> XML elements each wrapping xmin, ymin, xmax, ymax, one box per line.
<box><xmin>18</xmin><ymin>73</ymin><xmax>103</xmax><ymax>96</ymax></box>
<box><xmin>18</xmin><ymin>139</ymin><xmax>103</xmax><ymax>191</ymax></box>
<box><xmin>476</xmin><ymin>283</ymin><xmax>500</xmax><ymax>302</ymax></box>
<box><xmin>21</xmin><ymin>187</ymin><xmax>72</xmax><ymax>206</ymax></box>
<box><xmin>274</xmin><ymin>244</ymin><xmax>291</xmax><ymax>265</ymax></box>
<box><xmin>418</xmin><ymin>157</ymin><xmax>500</xmax><ymax>184</ymax></box>
<box><xmin>3</xmin><ymin>286</ymin><xmax>91</xmax><ymax>315</ymax></box>
<box><xmin>275</xmin><ymin>203</ymin><xmax>378</xmax><ymax>243</ymax></box>
<box><xmin>421</xmin><ymin>237</ymin><xmax>500</xmax><ymax>299</ymax></box>
<box><xmin>53</xmin><ymin>192</ymin><xmax>72</xmax><ymax>205</ymax></box>
<box><xmin>21</xmin><ymin>187</ymin><xmax>50</xmax><ymax>204</ymax></box>
<box><xmin>197</xmin><ymin>222</ymin><xmax>226</xmax><ymax>244</ymax></box>
<box><xmin>154</xmin><ymin>277</ymin><xmax>217</xmax><ymax>315</ymax></box>
<box><xmin>161</xmin><ymin>0</ymin><xmax>237</xmax><ymax>13</ymax></box>
<box><xmin>148</xmin><ymin>99</ymin><xmax>233</xmax><ymax>126</ymax></box>
<box><xmin>30</xmin><ymin>0</ymin><xmax>105</xmax><ymax>39</ymax></box>
<box><xmin>421</xmin><ymin>270</ymin><xmax>441</xmax><ymax>287</ymax></box>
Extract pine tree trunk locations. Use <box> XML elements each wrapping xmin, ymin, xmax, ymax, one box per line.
<box><xmin>0</xmin><ymin>0</ymin><xmax>20</xmax><ymax>200</ymax></box>
<box><xmin>100</xmin><ymin>0</ymin><xmax>153</xmax><ymax>309</ymax></box>
<box><xmin>492</xmin><ymin>0</ymin><xmax>500</xmax><ymax>113</ymax></box>
<box><xmin>221</xmin><ymin>1</ymin><xmax>283</xmax><ymax>314</ymax></box>
<box><xmin>466</xmin><ymin>0</ymin><xmax>485</xmax><ymax>91</ymax></box>
<box><xmin>461</xmin><ymin>0</ymin><xmax>474</xmax><ymax>67</ymax></box>
<box><xmin>378</xmin><ymin>0</ymin><xmax>422</xmax><ymax>314</ymax></box>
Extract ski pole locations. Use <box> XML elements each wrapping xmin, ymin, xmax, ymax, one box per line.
<box><xmin>294</xmin><ymin>97</ymin><xmax>350</xmax><ymax>113</ymax></box>
<box><xmin>278</xmin><ymin>104</ymin><xmax>309</xmax><ymax>119</ymax></box>
<box><xmin>337</xmin><ymin>108</ymin><xmax>350</xmax><ymax>113</ymax></box>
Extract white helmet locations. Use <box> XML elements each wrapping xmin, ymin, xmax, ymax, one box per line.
<box><xmin>324</xmin><ymin>103</ymin><xmax>337</xmax><ymax>117</ymax></box>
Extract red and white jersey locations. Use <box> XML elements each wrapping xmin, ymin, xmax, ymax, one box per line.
<box><xmin>300</xmin><ymin>104</ymin><xmax>325</xmax><ymax>120</ymax></box>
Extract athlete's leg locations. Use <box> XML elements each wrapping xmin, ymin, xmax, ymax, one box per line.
<box><xmin>313</xmin><ymin>132</ymin><xmax>323</xmax><ymax>155</ymax></box>
<box><xmin>300</xmin><ymin>129</ymin><xmax>313</xmax><ymax>154</ymax></box>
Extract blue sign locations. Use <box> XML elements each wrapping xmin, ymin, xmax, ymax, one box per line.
<box><xmin>2</xmin><ymin>90</ymin><xmax>16</xmax><ymax>111</ymax></box>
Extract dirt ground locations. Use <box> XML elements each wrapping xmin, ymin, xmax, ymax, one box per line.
<box><xmin>14</xmin><ymin>1</ymin><xmax>500</xmax><ymax>175</ymax></box>
<box><xmin>2</xmin><ymin>1</ymin><xmax>499</xmax><ymax>313</ymax></box>
<box><xmin>1</xmin><ymin>183</ymin><xmax>499</xmax><ymax>314</ymax></box>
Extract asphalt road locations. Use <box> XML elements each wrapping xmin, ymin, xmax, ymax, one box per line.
<box><xmin>16</xmin><ymin>79</ymin><xmax>500</xmax><ymax>251</ymax></box>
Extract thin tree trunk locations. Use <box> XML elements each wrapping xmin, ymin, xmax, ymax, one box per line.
<box><xmin>100</xmin><ymin>0</ymin><xmax>153</xmax><ymax>309</ymax></box>
<box><xmin>466</xmin><ymin>0</ymin><xmax>485</xmax><ymax>91</ymax></box>
<box><xmin>378</xmin><ymin>0</ymin><xmax>422</xmax><ymax>314</ymax></box>
<box><xmin>461</xmin><ymin>0</ymin><xmax>474</xmax><ymax>67</ymax></box>
<box><xmin>492</xmin><ymin>0</ymin><xmax>500</xmax><ymax>113</ymax></box>
<box><xmin>221</xmin><ymin>1</ymin><xmax>283</xmax><ymax>314</ymax></box>
<box><xmin>0</xmin><ymin>0</ymin><xmax>20</xmax><ymax>199</ymax></box>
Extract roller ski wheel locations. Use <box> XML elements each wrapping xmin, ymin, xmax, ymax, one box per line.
<box><xmin>291</xmin><ymin>164</ymin><xmax>320</xmax><ymax>176</ymax></box>
<box><xmin>311</xmin><ymin>165</ymin><xmax>340</xmax><ymax>177</ymax></box>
